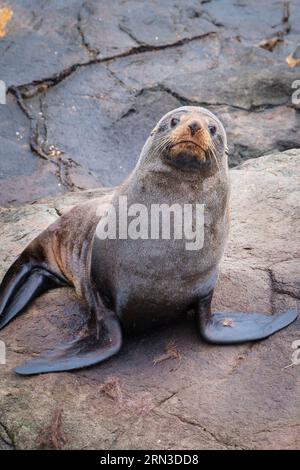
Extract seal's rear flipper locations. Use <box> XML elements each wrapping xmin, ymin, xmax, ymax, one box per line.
<box><xmin>13</xmin><ymin>312</ymin><xmax>122</xmax><ymax>375</ymax></box>
<box><xmin>0</xmin><ymin>254</ymin><xmax>67</xmax><ymax>330</ymax></box>
<box><xmin>198</xmin><ymin>309</ymin><xmax>298</xmax><ymax>344</ymax></box>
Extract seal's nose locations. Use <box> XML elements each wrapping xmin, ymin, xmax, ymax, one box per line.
<box><xmin>188</xmin><ymin>121</ymin><xmax>201</xmax><ymax>136</ymax></box>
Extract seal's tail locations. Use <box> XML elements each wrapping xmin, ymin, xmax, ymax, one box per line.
<box><xmin>0</xmin><ymin>248</ymin><xmax>68</xmax><ymax>330</ymax></box>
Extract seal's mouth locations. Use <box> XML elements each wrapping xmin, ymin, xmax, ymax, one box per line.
<box><xmin>163</xmin><ymin>148</ymin><xmax>212</xmax><ymax>173</ymax></box>
<box><xmin>168</xmin><ymin>140</ymin><xmax>208</xmax><ymax>159</ymax></box>
<box><xmin>169</xmin><ymin>140</ymin><xmax>205</xmax><ymax>151</ymax></box>
<box><xmin>165</xmin><ymin>139</ymin><xmax>210</xmax><ymax>171</ymax></box>
<box><xmin>169</xmin><ymin>140</ymin><xmax>207</xmax><ymax>153</ymax></box>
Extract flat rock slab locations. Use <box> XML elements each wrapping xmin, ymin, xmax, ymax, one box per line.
<box><xmin>0</xmin><ymin>0</ymin><xmax>89</xmax><ymax>87</ymax></box>
<box><xmin>0</xmin><ymin>0</ymin><xmax>300</xmax><ymax>205</ymax></box>
<box><xmin>0</xmin><ymin>149</ymin><xmax>299</xmax><ymax>450</ymax></box>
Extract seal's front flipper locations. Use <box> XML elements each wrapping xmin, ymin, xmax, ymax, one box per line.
<box><xmin>0</xmin><ymin>254</ymin><xmax>67</xmax><ymax>330</ymax></box>
<box><xmin>13</xmin><ymin>312</ymin><xmax>122</xmax><ymax>375</ymax></box>
<box><xmin>196</xmin><ymin>294</ymin><xmax>298</xmax><ymax>344</ymax></box>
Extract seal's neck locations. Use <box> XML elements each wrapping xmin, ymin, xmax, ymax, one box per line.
<box><xmin>119</xmin><ymin>148</ymin><xmax>228</xmax><ymax>206</ymax></box>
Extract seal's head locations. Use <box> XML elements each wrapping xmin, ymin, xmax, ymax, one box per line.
<box><xmin>141</xmin><ymin>106</ymin><xmax>228</xmax><ymax>175</ymax></box>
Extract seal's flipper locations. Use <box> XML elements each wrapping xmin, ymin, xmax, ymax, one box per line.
<box><xmin>0</xmin><ymin>254</ymin><xmax>67</xmax><ymax>330</ymax></box>
<box><xmin>13</xmin><ymin>312</ymin><xmax>122</xmax><ymax>375</ymax></box>
<box><xmin>196</xmin><ymin>293</ymin><xmax>298</xmax><ymax>344</ymax></box>
<box><xmin>198</xmin><ymin>309</ymin><xmax>298</xmax><ymax>344</ymax></box>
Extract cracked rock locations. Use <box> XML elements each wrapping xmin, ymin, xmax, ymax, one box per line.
<box><xmin>202</xmin><ymin>0</ymin><xmax>292</xmax><ymax>42</ymax></box>
<box><xmin>118</xmin><ymin>0</ymin><xmax>217</xmax><ymax>47</ymax></box>
<box><xmin>79</xmin><ymin>0</ymin><xmax>139</xmax><ymax>58</ymax></box>
<box><xmin>0</xmin><ymin>0</ymin><xmax>89</xmax><ymax>87</ymax></box>
<box><xmin>0</xmin><ymin>93</ymin><xmax>63</xmax><ymax>206</ymax></box>
<box><xmin>1</xmin><ymin>1</ymin><xmax>300</xmax><ymax>205</ymax></box>
<box><xmin>28</xmin><ymin>70</ymin><xmax>181</xmax><ymax>185</ymax></box>
<box><xmin>212</xmin><ymin>105</ymin><xmax>300</xmax><ymax>166</ymax></box>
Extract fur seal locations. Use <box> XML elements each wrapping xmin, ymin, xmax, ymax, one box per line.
<box><xmin>0</xmin><ymin>106</ymin><xmax>297</xmax><ymax>375</ymax></box>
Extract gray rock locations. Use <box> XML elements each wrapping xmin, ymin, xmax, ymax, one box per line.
<box><xmin>22</xmin><ymin>35</ymin><xmax>299</xmax><ymax>185</ymax></box>
<box><xmin>0</xmin><ymin>94</ymin><xmax>63</xmax><ymax>206</ymax></box>
<box><xmin>31</xmin><ymin>66</ymin><xmax>181</xmax><ymax>185</ymax></box>
<box><xmin>78</xmin><ymin>0</ymin><xmax>139</xmax><ymax>58</ymax></box>
<box><xmin>107</xmin><ymin>34</ymin><xmax>220</xmax><ymax>90</ymax></box>
<box><xmin>118</xmin><ymin>0</ymin><xmax>216</xmax><ymax>47</ymax></box>
<box><xmin>0</xmin><ymin>0</ymin><xmax>89</xmax><ymax>87</ymax></box>
<box><xmin>210</xmin><ymin>105</ymin><xmax>300</xmax><ymax>166</ymax></box>
<box><xmin>1</xmin><ymin>0</ymin><xmax>300</xmax><ymax>206</ymax></box>
<box><xmin>202</xmin><ymin>0</ymin><xmax>286</xmax><ymax>42</ymax></box>
<box><xmin>78</xmin><ymin>0</ymin><xmax>217</xmax><ymax>55</ymax></box>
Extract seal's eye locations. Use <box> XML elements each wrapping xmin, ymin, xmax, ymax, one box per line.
<box><xmin>208</xmin><ymin>124</ymin><xmax>217</xmax><ymax>136</ymax></box>
<box><xmin>170</xmin><ymin>117</ymin><xmax>180</xmax><ymax>128</ymax></box>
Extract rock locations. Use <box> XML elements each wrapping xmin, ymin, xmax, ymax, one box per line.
<box><xmin>1</xmin><ymin>1</ymin><xmax>300</xmax><ymax>206</ymax></box>
<box><xmin>0</xmin><ymin>94</ymin><xmax>64</xmax><ymax>207</ymax></box>
<box><xmin>117</xmin><ymin>0</ymin><xmax>216</xmax><ymax>47</ymax></box>
<box><xmin>78</xmin><ymin>0</ymin><xmax>139</xmax><ymax>59</ymax></box>
<box><xmin>0</xmin><ymin>0</ymin><xmax>89</xmax><ymax>87</ymax></box>
<box><xmin>79</xmin><ymin>0</ymin><xmax>217</xmax><ymax>55</ymax></box>
<box><xmin>22</xmin><ymin>35</ymin><xmax>300</xmax><ymax>188</ymax></box>
<box><xmin>202</xmin><ymin>0</ymin><xmax>287</xmax><ymax>42</ymax></box>
<box><xmin>161</xmin><ymin>52</ymin><xmax>298</xmax><ymax>110</ymax></box>
<box><xmin>35</xmin><ymin>81</ymin><xmax>181</xmax><ymax>186</ymax></box>
<box><xmin>0</xmin><ymin>149</ymin><xmax>299</xmax><ymax>449</ymax></box>
<box><xmin>213</xmin><ymin>105</ymin><xmax>300</xmax><ymax>167</ymax></box>
<box><xmin>270</xmin><ymin>260</ymin><xmax>300</xmax><ymax>299</ymax></box>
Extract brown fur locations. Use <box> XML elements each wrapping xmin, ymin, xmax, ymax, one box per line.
<box><xmin>168</xmin><ymin>112</ymin><xmax>211</xmax><ymax>161</ymax></box>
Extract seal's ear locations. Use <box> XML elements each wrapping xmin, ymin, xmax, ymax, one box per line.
<box><xmin>196</xmin><ymin>293</ymin><xmax>298</xmax><ymax>344</ymax></box>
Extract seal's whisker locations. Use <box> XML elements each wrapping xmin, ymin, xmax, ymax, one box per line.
<box><xmin>209</xmin><ymin>143</ymin><xmax>221</xmax><ymax>174</ymax></box>
<box><xmin>153</xmin><ymin>136</ymin><xmax>173</xmax><ymax>153</ymax></box>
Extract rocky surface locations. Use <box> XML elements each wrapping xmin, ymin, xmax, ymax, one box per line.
<box><xmin>0</xmin><ymin>149</ymin><xmax>299</xmax><ymax>450</ymax></box>
<box><xmin>0</xmin><ymin>0</ymin><xmax>300</xmax><ymax>206</ymax></box>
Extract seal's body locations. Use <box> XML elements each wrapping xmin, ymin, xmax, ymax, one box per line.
<box><xmin>93</xmin><ymin>160</ymin><xmax>229</xmax><ymax>332</ymax></box>
<box><xmin>0</xmin><ymin>106</ymin><xmax>297</xmax><ymax>375</ymax></box>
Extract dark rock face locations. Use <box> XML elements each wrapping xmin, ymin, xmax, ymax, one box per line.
<box><xmin>0</xmin><ymin>150</ymin><xmax>299</xmax><ymax>449</ymax></box>
<box><xmin>0</xmin><ymin>94</ymin><xmax>63</xmax><ymax>205</ymax></box>
<box><xmin>0</xmin><ymin>0</ymin><xmax>300</xmax><ymax>205</ymax></box>
<box><xmin>0</xmin><ymin>0</ymin><xmax>89</xmax><ymax>87</ymax></box>
<box><xmin>1</xmin><ymin>1</ymin><xmax>299</xmax><ymax>451</ymax></box>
